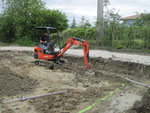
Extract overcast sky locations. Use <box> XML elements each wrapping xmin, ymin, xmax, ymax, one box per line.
<box><xmin>0</xmin><ymin>2</ymin><xmax>2</xmax><ymax>13</ymax></box>
<box><xmin>0</xmin><ymin>0</ymin><xmax>150</xmax><ymax>24</ymax></box>
<box><xmin>42</xmin><ymin>0</ymin><xmax>150</xmax><ymax>24</ymax></box>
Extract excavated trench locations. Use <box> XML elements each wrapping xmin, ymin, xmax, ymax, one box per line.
<box><xmin>0</xmin><ymin>51</ymin><xmax>150</xmax><ymax>113</ymax></box>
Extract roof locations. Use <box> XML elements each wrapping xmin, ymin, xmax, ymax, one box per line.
<box><xmin>121</xmin><ymin>14</ymin><xmax>142</xmax><ymax>20</ymax></box>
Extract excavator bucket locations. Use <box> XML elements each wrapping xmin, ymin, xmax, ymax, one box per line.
<box><xmin>85</xmin><ymin>69</ymin><xmax>95</xmax><ymax>76</ymax></box>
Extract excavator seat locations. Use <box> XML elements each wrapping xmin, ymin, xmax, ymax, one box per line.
<box><xmin>37</xmin><ymin>43</ymin><xmax>59</xmax><ymax>55</ymax></box>
<box><xmin>37</xmin><ymin>44</ymin><xmax>47</xmax><ymax>50</ymax></box>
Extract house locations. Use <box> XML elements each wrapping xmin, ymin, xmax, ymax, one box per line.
<box><xmin>120</xmin><ymin>14</ymin><xmax>142</xmax><ymax>26</ymax></box>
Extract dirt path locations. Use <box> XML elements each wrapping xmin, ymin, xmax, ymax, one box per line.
<box><xmin>0</xmin><ymin>51</ymin><xmax>150</xmax><ymax>113</ymax></box>
<box><xmin>0</xmin><ymin>46</ymin><xmax>150</xmax><ymax>65</ymax></box>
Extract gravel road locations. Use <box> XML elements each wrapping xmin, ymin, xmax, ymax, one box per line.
<box><xmin>0</xmin><ymin>46</ymin><xmax>150</xmax><ymax>65</ymax></box>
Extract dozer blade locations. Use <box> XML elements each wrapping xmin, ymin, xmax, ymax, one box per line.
<box><xmin>34</xmin><ymin>59</ymin><xmax>68</xmax><ymax>70</ymax></box>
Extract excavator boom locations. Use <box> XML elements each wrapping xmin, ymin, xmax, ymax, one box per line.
<box><xmin>58</xmin><ymin>37</ymin><xmax>91</xmax><ymax>70</ymax></box>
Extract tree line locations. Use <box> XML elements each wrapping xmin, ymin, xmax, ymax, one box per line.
<box><xmin>0</xmin><ymin>0</ymin><xmax>150</xmax><ymax>51</ymax></box>
<box><xmin>61</xmin><ymin>11</ymin><xmax>150</xmax><ymax>50</ymax></box>
<box><xmin>0</xmin><ymin>0</ymin><xmax>68</xmax><ymax>44</ymax></box>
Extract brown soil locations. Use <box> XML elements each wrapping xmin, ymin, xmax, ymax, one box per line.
<box><xmin>0</xmin><ymin>51</ymin><xmax>150</xmax><ymax>113</ymax></box>
<box><xmin>0</xmin><ymin>52</ymin><xmax>37</xmax><ymax>103</ymax></box>
<box><xmin>0</xmin><ymin>66</ymin><xmax>37</xmax><ymax>97</ymax></box>
<box><xmin>128</xmin><ymin>89</ymin><xmax>150</xmax><ymax>113</ymax></box>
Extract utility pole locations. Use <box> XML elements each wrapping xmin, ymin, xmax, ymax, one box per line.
<box><xmin>97</xmin><ymin>0</ymin><xmax>104</xmax><ymax>40</ymax></box>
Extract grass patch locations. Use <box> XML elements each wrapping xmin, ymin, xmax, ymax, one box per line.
<box><xmin>134</xmin><ymin>39</ymin><xmax>144</xmax><ymax>45</ymax></box>
<box><xmin>0</xmin><ymin>43</ymin><xmax>9</xmax><ymax>46</ymax></box>
<box><xmin>13</xmin><ymin>37</ymin><xmax>34</xmax><ymax>46</ymax></box>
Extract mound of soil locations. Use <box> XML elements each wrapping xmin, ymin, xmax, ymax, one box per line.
<box><xmin>61</xmin><ymin>56</ymin><xmax>150</xmax><ymax>79</ymax></box>
<box><xmin>29</xmin><ymin>87</ymin><xmax>111</xmax><ymax>113</ymax></box>
<box><xmin>0</xmin><ymin>66</ymin><xmax>37</xmax><ymax>96</ymax></box>
<box><xmin>129</xmin><ymin>89</ymin><xmax>150</xmax><ymax>113</ymax></box>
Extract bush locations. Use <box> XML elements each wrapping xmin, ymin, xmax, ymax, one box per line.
<box><xmin>0</xmin><ymin>0</ymin><xmax>68</xmax><ymax>44</ymax></box>
<box><xmin>13</xmin><ymin>36</ymin><xmax>34</xmax><ymax>46</ymax></box>
<box><xmin>59</xmin><ymin>25</ymin><xmax>150</xmax><ymax>50</ymax></box>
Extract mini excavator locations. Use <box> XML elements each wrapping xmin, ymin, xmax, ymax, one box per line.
<box><xmin>34</xmin><ymin>27</ymin><xmax>95</xmax><ymax>76</ymax></box>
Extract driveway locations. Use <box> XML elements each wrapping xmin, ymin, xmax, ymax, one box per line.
<box><xmin>0</xmin><ymin>46</ymin><xmax>150</xmax><ymax>65</ymax></box>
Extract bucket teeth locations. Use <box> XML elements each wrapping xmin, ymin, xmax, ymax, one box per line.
<box><xmin>85</xmin><ymin>70</ymin><xmax>95</xmax><ymax>76</ymax></box>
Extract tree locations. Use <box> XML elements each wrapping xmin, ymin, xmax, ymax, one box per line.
<box><xmin>80</xmin><ymin>16</ymin><xmax>85</xmax><ymax>27</ymax></box>
<box><xmin>135</xmin><ymin>13</ymin><xmax>150</xmax><ymax>26</ymax></box>
<box><xmin>70</xmin><ymin>18</ymin><xmax>77</xmax><ymax>29</ymax></box>
<box><xmin>0</xmin><ymin>0</ymin><xmax>68</xmax><ymax>43</ymax></box>
<box><xmin>85</xmin><ymin>20</ymin><xmax>91</xmax><ymax>28</ymax></box>
<box><xmin>79</xmin><ymin>16</ymin><xmax>91</xmax><ymax>29</ymax></box>
<box><xmin>41</xmin><ymin>9</ymin><xmax>68</xmax><ymax>31</ymax></box>
<box><xmin>0</xmin><ymin>0</ymin><xmax>45</xmax><ymax>42</ymax></box>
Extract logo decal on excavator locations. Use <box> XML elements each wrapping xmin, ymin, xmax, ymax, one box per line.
<box><xmin>66</xmin><ymin>43</ymin><xmax>71</xmax><ymax>48</ymax></box>
<box><xmin>44</xmin><ymin>56</ymin><xmax>48</xmax><ymax>58</ymax></box>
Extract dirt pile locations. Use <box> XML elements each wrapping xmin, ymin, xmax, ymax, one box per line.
<box><xmin>29</xmin><ymin>87</ymin><xmax>112</xmax><ymax>113</ymax></box>
<box><xmin>129</xmin><ymin>89</ymin><xmax>150</xmax><ymax>113</ymax></box>
<box><xmin>62</xmin><ymin>56</ymin><xmax>150</xmax><ymax>79</ymax></box>
<box><xmin>0</xmin><ymin>66</ymin><xmax>37</xmax><ymax>96</ymax></box>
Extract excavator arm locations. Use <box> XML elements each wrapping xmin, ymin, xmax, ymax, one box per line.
<box><xmin>58</xmin><ymin>38</ymin><xmax>93</xmax><ymax>73</ymax></box>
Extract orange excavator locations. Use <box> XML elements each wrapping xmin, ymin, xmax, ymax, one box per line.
<box><xmin>34</xmin><ymin>27</ymin><xmax>95</xmax><ymax>76</ymax></box>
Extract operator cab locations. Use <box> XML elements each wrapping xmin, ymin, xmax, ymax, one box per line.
<box><xmin>34</xmin><ymin>27</ymin><xmax>60</xmax><ymax>55</ymax></box>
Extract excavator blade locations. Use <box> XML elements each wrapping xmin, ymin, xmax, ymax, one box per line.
<box><xmin>34</xmin><ymin>59</ymin><xmax>68</xmax><ymax>70</ymax></box>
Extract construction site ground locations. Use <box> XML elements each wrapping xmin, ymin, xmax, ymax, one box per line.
<box><xmin>0</xmin><ymin>50</ymin><xmax>150</xmax><ymax>113</ymax></box>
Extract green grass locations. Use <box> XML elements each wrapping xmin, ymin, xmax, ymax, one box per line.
<box><xmin>0</xmin><ymin>43</ymin><xmax>9</xmax><ymax>46</ymax></box>
<box><xmin>134</xmin><ymin>39</ymin><xmax>144</xmax><ymax>45</ymax></box>
<box><xmin>13</xmin><ymin>37</ymin><xmax>34</xmax><ymax>46</ymax></box>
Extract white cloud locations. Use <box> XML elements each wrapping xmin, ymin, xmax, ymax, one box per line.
<box><xmin>0</xmin><ymin>2</ymin><xmax>3</xmax><ymax>13</ymax></box>
<box><xmin>42</xmin><ymin>0</ymin><xmax>97</xmax><ymax>24</ymax></box>
<box><xmin>109</xmin><ymin>0</ymin><xmax>150</xmax><ymax>17</ymax></box>
<box><xmin>42</xmin><ymin>0</ymin><xmax>150</xmax><ymax>23</ymax></box>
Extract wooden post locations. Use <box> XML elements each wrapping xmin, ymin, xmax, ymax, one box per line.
<box><xmin>97</xmin><ymin>0</ymin><xmax>104</xmax><ymax>40</ymax></box>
